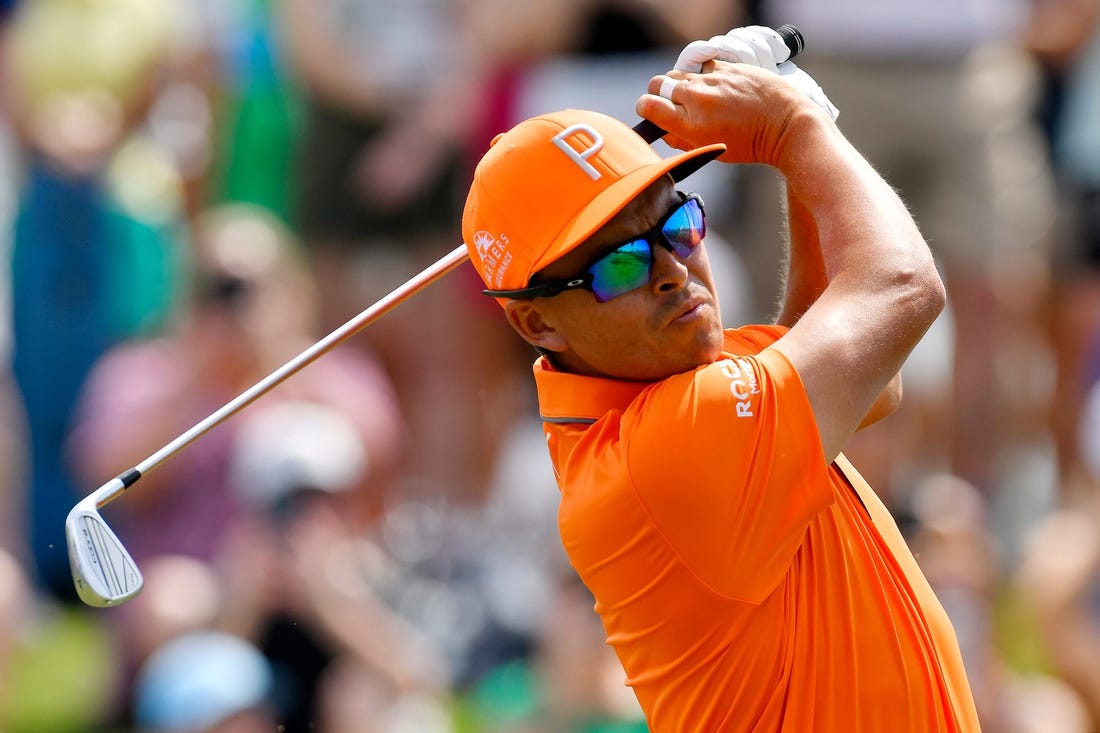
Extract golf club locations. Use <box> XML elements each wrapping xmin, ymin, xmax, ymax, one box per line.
<box><xmin>67</xmin><ymin>23</ymin><xmax>806</xmax><ymax>607</ymax></box>
<box><xmin>66</xmin><ymin>244</ymin><xmax>471</xmax><ymax>607</ymax></box>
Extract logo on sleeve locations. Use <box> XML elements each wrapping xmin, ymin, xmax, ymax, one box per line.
<box><xmin>720</xmin><ymin>357</ymin><xmax>760</xmax><ymax>418</ymax></box>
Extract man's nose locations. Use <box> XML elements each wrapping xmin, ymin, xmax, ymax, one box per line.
<box><xmin>650</xmin><ymin>241</ymin><xmax>691</xmax><ymax>293</ymax></box>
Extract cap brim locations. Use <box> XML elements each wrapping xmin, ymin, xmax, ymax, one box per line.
<box><xmin>527</xmin><ymin>142</ymin><xmax>726</xmax><ymax>277</ymax></box>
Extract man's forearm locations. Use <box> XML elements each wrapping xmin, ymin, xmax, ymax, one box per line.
<box><xmin>775</xmin><ymin>181</ymin><xmax>827</xmax><ymax>327</ymax></box>
<box><xmin>777</xmin><ymin>177</ymin><xmax>903</xmax><ymax>429</ymax></box>
<box><xmin>774</xmin><ymin>107</ymin><xmax>943</xmax><ymax>340</ymax></box>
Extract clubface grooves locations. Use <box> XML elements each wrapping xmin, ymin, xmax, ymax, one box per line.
<box><xmin>67</xmin><ymin>493</ymin><xmax>143</xmax><ymax>607</ymax></box>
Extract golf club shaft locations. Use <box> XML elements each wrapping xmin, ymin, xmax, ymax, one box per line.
<box><xmin>96</xmin><ymin>244</ymin><xmax>471</xmax><ymax>509</ymax></box>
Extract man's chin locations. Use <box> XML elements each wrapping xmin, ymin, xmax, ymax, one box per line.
<box><xmin>667</xmin><ymin>340</ymin><xmax>725</xmax><ymax>377</ymax></box>
<box><xmin>694</xmin><ymin>323</ymin><xmax>726</xmax><ymax>363</ymax></box>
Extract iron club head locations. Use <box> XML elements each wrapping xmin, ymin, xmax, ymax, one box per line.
<box><xmin>65</xmin><ymin>479</ymin><xmax>143</xmax><ymax>607</ymax></box>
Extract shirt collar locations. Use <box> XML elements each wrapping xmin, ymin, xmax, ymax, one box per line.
<box><xmin>533</xmin><ymin>356</ymin><xmax>656</xmax><ymax>424</ymax></box>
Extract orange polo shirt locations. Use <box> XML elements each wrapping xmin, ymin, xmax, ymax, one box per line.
<box><xmin>535</xmin><ymin>326</ymin><xmax>980</xmax><ymax>732</ymax></box>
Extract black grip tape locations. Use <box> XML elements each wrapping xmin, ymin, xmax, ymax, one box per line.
<box><xmin>633</xmin><ymin>119</ymin><xmax>666</xmax><ymax>144</ymax></box>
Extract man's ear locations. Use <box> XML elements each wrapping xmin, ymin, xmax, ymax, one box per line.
<box><xmin>503</xmin><ymin>300</ymin><xmax>568</xmax><ymax>353</ymax></box>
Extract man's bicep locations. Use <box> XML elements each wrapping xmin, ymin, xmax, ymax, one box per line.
<box><xmin>768</xmin><ymin>294</ymin><xmax>918</xmax><ymax>462</ymax></box>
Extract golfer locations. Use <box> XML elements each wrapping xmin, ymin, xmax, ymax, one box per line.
<box><xmin>462</xmin><ymin>27</ymin><xmax>981</xmax><ymax>733</ymax></box>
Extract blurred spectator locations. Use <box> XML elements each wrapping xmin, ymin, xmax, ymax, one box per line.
<box><xmin>203</xmin><ymin>0</ymin><xmax>303</xmax><ymax>223</ymax></box>
<box><xmin>1013</xmin><ymin>374</ymin><xmax>1100</xmax><ymax>728</ymax></box>
<box><xmin>118</xmin><ymin>554</ymin><xmax>225</xmax><ymax>681</ymax></box>
<box><xmin>459</xmin><ymin>573</ymin><xmax>648</xmax><ymax>733</ymax></box>
<box><xmin>213</xmin><ymin>399</ymin><xmax>452</xmax><ymax>732</ymax></box>
<box><xmin>476</xmin><ymin>0</ymin><xmax>742</xmax><ymax>118</ymax></box>
<box><xmin>0</xmin><ymin>368</ymin><xmax>25</xmax><ymax>570</ymax></box>
<box><xmin>276</xmin><ymin>0</ymin><xmax>552</xmax><ymax>503</ymax></box>
<box><xmin>2</xmin><ymin>0</ymin><xmax>202</xmax><ymax>599</ymax></box>
<box><xmin>278</xmin><ymin>0</ymin><xmax>483</xmax><ymax>272</ymax></box>
<box><xmin>752</xmin><ymin>0</ymin><xmax>1057</xmax><ymax>507</ymax></box>
<box><xmin>902</xmin><ymin>472</ymin><xmax>1097</xmax><ymax>733</ymax></box>
<box><xmin>0</xmin><ymin>546</ymin><xmax>122</xmax><ymax>732</ymax></box>
<box><xmin>65</xmin><ymin>204</ymin><xmax>409</xmax><ymax>729</ymax></box>
<box><xmin>0</xmin><ymin>8</ymin><xmax>26</xmax><ymax>565</ymax></box>
<box><xmin>905</xmin><ymin>473</ymin><xmax>1012</xmax><ymax>730</ymax></box>
<box><xmin>132</xmin><ymin>630</ymin><xmax>277</xmax><ymax>733</ymax></box>
<box><xmin>67</xmin><ymin>203</ymin><xmax>405</xmax><ymax>564</ymax></box>
<box><xmin>1014</xmin><ymin>496</ymin><xmax>1100</xmax><ymax>729</ymax></box>
<box><xmin>110</xmin><ymin>404</ymin><xmax>455</xmax><ymax>733</ymax></box>
<box><xmin>0</xmin><ymin>548</ymin><xmax>31</xmax><ymax>718</ymax></box>
<box><xmin>1023</xmin><ymin>0</ymin><xmax>1100</xmax><ymax>503</ymax></box>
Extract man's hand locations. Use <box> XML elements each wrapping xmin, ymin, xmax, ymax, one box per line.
<box><xmin>636</xmin><ymin>25</ymin><xmax>839</xmax><ymax>153</ymax></box>
<box><xmin>673</xmin><ymin>25</ymin><xmax>839</xmax><ymax>121</ymax></box>
<box><xmin>674</xmin><ymin>25</ymin><xmax>792</xmax><ymax>73</ymax></box>
<box><xmin>637</xmin><ymin>60</ymin><xmax>825</xmax><ymax>167</ymax></box>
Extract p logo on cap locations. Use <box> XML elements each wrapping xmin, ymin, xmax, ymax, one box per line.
<box><xmin>552</xmin><ymin>123</ymin><xmax>605</xmax><ymax>180</ymax></box>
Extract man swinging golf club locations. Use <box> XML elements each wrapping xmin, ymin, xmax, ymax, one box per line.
<box><xmin>462</xmin><ymin>26</ymin><xmax>980</xmax><ymax>732</ymax></box>
<box><xmin>65</xmin><ymin>23</ymin><xmax>980</xmax><ymax>731</ymax></box>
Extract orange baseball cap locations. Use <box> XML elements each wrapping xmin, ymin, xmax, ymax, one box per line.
<box><xmin>463</xmin><ymin>109</ymin><xmax>725</xmax><ymax>295</ymax></box>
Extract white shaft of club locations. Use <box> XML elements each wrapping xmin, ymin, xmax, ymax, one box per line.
<box><xmin>104</xmin><ymin>245</ymin><xmax>470</xmax><ymax>508</ymax></box>
<box><xmin>91</xmin><ymin>476</ymin><xmax>129</xmax><ymax>509</ymax></box>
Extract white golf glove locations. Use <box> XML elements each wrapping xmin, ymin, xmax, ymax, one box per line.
<box><xmin>674</xmin><ymin>25</ymin><xmax>840</xmax><ymax>121</ymax></box>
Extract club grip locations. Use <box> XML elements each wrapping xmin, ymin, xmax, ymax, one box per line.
<box><xmin>778</xmin><ymin>23</ymin><xmax>805</xmax><ymax>57</ymax></box>
<box><xmin>633</xmin><ymin>24</ymin><xmax>805</xmax><ymax>144</ymax></box>
<box><xmin>633</xmin><ymin>119</ymin><xmax>670</xmax><ymax>145</ymax></box>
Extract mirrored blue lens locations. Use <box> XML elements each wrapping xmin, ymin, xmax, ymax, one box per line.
<box><xmin>662</xmin><ymin>197</ymin><xmax>705</xmax><ymax>257</ymax></box>
<box><xmin>589</xmin><ymin>239</ymin><xmax>652</xmax><ymax>302</ymax></box>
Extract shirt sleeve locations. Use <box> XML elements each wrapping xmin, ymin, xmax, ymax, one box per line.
<box><xmin>622</xmin><ymin>347</ymin><xmax>834</xmax><ymax>604</ymax></box>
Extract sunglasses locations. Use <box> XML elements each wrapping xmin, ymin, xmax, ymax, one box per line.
<box><xmin>485</xmin><ymin>192</ymin><xmax>706</xmax><ymax>303</ymax></box>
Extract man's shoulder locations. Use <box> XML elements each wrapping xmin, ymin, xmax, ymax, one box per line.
<box><xmin>723</xmin><ymin>324</ymin><xmax>788</xmax><ymax>354</ymax></box>
<box><xmin>532</xmin><ymin>324</ymin><xmax>790</xmax><ymax>424</ymax></box>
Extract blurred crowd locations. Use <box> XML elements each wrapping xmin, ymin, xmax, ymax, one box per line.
<box><xmin>0</xmin><ymin>0</ymin><xmax>1097</xmax><ymax>731</ymax></box>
